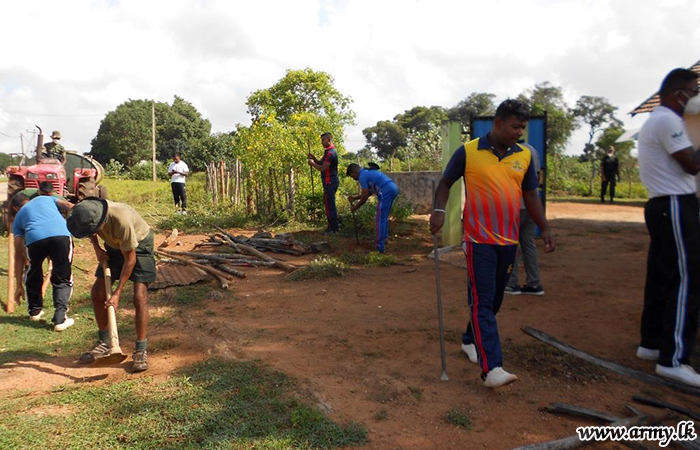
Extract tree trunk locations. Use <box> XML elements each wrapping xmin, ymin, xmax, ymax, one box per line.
<box><xmin>245</xmin><ymin>171</ymin><xmax>252</xmax><ymax>214</ymax></box>
<box><xmin>588</xmin><ymin>160</ymin><xmax>597</xmax><ymax>197</ymax></box>
<box><xmin>287</xmin><ymin>167</ymin><xmax>295</xmax><ymax>216</ymax></box>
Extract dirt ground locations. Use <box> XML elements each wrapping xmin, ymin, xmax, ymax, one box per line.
<box><xmin>3</xmin><ymin>201</ymin><xmax>697</xmax><ymax>450</ymax></box>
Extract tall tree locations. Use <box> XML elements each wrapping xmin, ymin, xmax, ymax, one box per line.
<box><xmin>91</xmin><ymin>99</ymin><xmax>154</xmax><ymax>166</ymax></box>
<box><xmin>394</xmin><ymin>106</ymin><xmax>447</xmax><ymax>170</ymax></box>
<box><xmin>157</xmin><ymin>96</ymin><xmax>212</xmax><ymax>161</ymax></box>
<box><xmin>246</xmin><ymin>68</ymin><xmax>355</xmax><ymax>150</ymax></box>
<box><xmin>517</xmin><ymin>82</ymin><xmax>576</xmax><ymax>156</ymax></box>
<box><xmin>245</xmin><ymin>68</ymin><xmax>355</xmax><ymax>217</ymax></box>
<box><xmin>572</xmin><ymin>95</ymin><xmax>622</xmax><ymax>195</ymax></box>
<box><xmin>447</xmin><ymin>92</ymin><xmax>497</xmax><ymax>127</ymax></box>
<box><xmin>362</xmin><ymin>120</ymin><xmax>406</xmax><ymax>170</ymax></box>
<box><xmin>90</xmin><ymin>97</ymin><xmax>211</xmax><ymax>167</ymax></box>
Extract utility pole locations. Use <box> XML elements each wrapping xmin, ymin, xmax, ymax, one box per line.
<box><xmin>152</xmin><ymin>101</ymin><xmax>156</xmax><ymax>182</ymax></box>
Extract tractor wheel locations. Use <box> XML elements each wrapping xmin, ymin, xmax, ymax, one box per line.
<box><xmin>8</xmin><ymin>177</ymin><xmax>24</xmax><ymax>197</ymax></box>
<box><xmin>97</xmin><ymin>185</ymin><xmax>109</xmax><ymax>200</ymax></box>
<box><xmin>77</xmin><ymin>178</ymin><xmax>97</xmax><ymax>200</ymax></box>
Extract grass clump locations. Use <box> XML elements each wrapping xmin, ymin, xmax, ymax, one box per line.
<box><xmin>338</xmin><ymin>251</ymin><xmax>396</xmax><ymax>268</ymax></box>
<box><xmin>444</xmin><ymin>407</ymin><xmax>473</xmax><ymax>431</ymax></box>
<box><xmin>287</xmin><ymin>256</ymin><xmax>348</xmax><ymax>282</ymax></box>
<box><xmin>0</xmin><ymin>358</ymin><xmax>367</xmax><ymax>449</ymax></box>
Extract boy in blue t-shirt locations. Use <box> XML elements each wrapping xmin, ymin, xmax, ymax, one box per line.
<box><xmin>10</xmin><ymin>193</ymin><xmax>75</xmax><ymax>330</ymax></box>
<box><xmin>346</xmin><ymin>164</ymin><xmax>399</xmax><ymax>253</ymax></box>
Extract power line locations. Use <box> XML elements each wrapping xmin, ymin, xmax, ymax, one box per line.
<box><xmin>0</xmin><ymin>131</ymin><xmax>17</xmax><ymax>138</ymax></box>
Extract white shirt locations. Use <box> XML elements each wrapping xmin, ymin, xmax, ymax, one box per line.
<box><xmin>168</xmin><ymin>160</ymin><xmax>189</xmax><ymax>184</ymax></box>
<box><xmin>638</xmin><ymin>106</ymin><xmax>695</xmax><ymax>198</ymax></box>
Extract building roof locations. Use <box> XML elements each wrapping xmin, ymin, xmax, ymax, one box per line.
<box><xmin>630</xmin><ymin>60</ymin><xmax>700</xmax><ymax>116</ymax></box>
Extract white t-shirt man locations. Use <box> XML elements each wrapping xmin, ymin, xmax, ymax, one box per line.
<box><xmin>638</xmin><ymin>106</ymin><xmax>696</xmax><ymax>198</ymax></box>
<box><xmin>168</xmin><ymin>160</ymin><xmax>189</xmax><ymax>184</ymax></box>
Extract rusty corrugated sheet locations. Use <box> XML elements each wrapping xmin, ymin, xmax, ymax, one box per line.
<box><xmin>631</xmin><ymin>59</ymin><xmax>700</xmax><ymax>116</ymax></box>
<box><xmin>149</xmin><ymin>263</ymin><xmax>208</xmax><ymax>290</ymax></box>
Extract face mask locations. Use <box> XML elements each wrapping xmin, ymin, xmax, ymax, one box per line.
<box><xmin>684</xmin><ymin>95</ymin><xmax>700</xmax><ymax>116</ymax></box>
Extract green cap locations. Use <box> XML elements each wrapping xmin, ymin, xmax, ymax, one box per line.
<box><xmin>67</xmin><ymin>197</ymin><xmax>108</xmax><ymax>238</ymax></box>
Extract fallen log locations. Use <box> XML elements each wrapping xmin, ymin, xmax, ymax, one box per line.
<box><xmin>161</xmin><ymin>250</ymin><xmax>260</xmax><ymax>262</ymax></box>
<box><xmin>543</xmin><ymin>404</ymin><xmax>664</xmax><ymax>450</ymax></box>
<box><xmin>632</xmin><ymin>395</ymin><xmax>700</xmax><ymax>421</ymax></box>
<box><xmin>545</xmin><ymin>403</ymin><xmax>619</xmax><ymax>423</ymax></box>
<box><xmin>216</xmin><ymin>227</ymin><xmax>295</xmax><ymax>272</ymax></box>
<box><xmin>509</xmin><ymin>411</ymin><xmax>669</xmax><ymax>450</ymax></box>
<box><xmin>523</xmin><ymin>327</ymin><xmax>700</xmax><ymax>397</ymax></box>
<box><xmin>214</xmin><ymin>264</ymin><xmax>246</xmax><ymax>279</ymax></box>
<box><xmin>155</xmin><ymin>250</ymin><xmax>234</xmax><ymax>289</ymax></box>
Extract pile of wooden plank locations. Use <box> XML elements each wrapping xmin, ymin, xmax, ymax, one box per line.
<box><xmin>153</xmin><ymin>228</ymin><xmax>305</xmax><ymax>290</ymax></box>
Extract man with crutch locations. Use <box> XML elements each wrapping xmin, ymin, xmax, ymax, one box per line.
<box><xmin>430</xmin><ymin>99</ymin><xmax>554</xmax><ymax>388</ymax></box>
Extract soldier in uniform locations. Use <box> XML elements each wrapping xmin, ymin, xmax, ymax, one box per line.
<box><xmin>43</xmin><ymin>131</ymin><xmax>66</xmax><ymax>162</ymax></box>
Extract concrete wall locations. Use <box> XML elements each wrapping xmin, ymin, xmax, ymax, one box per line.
<box><xmin>389</xmin><ymin>171</ymin><xmax>442</xmax><ymax>214</ymax></box>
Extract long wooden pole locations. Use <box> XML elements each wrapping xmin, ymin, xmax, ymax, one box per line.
<box><xmin>152</xmin><ymin>101</ymin><xmax>156</xmax><ymax>182</ymax></box>
<box><xmin>7</xmin><ymin>231</ymin><xmax>15</xmax><ymax>313</ymax></box>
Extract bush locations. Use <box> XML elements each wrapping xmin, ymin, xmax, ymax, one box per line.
<box><xmin>287</xmin><ymin>256</ymin><xmax>348</xmax><ymax>281</ymax></box>
<box><xmin>104</xmin><ymin>159</ymin><xmax>126</xmax><ymax>178</ymax></box>
<box><xmin>128</xmin><ymin>161</ymin><xmax>170</xmax><ymax>181</ymax></box>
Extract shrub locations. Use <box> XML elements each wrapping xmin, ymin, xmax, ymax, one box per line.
<box><xmin>287</xmin><ymin>256</ymin><xmax>348</xmax><ymax>281</ymax></box>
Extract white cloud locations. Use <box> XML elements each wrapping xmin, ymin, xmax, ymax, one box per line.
<box><xmin>0</xmin><ymin>0</ymin><xmax>698</xmax><ymax>157</ymax></box>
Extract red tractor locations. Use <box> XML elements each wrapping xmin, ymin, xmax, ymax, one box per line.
<box><xmin>5</xmin><ymin>126</ymin><xmax>106</xmax><ymax>201</ymax></box>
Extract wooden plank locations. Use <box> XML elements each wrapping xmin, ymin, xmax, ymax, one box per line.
<box><xmin>523</xmin><ymin>327</ymin><xmax>700</xmax><ymax>397</ymax></box>
<box><xmin>632</xmin><ymin>395</ymin><xmax>700</xmax><ymax>420</ymax></box>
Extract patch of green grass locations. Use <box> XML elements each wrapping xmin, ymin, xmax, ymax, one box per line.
<box><xmin>0</xmin><ymin>301</ymin><xmax>105</xmax><ymax>365</ymax></box>
<box><xmin>0</xmin><ymin>358</ymin><xmax>367</xmax><ymax>449</ymax></box>
<box><xmin>444</xmin><ymin>407</ymin><xmax>473</xmax><ymax>431</ymax></box>
<box><xmin>286</xmin><ymin>256</ymin><xmax>348</xmax><ymax>282</ymax></box>
<box><xmin>337</xmin><ymin>251</ymin><xmax>395</xmax><ymax>268</ymax></box>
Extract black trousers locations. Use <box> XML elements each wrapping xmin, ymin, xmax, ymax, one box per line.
<box><xmin>601</xmin><ymin>178</ymin><xmax>616</xmax><ymax>201</ymax></box>
<box><xmin>641</xmin><ymin>195</ymin><xmax>700</xmax><ymax>367</ymax></box>
<box><xmin>26</xmin><ymin>236</ymin><xmax>73</xmax><ymax>324</ymax></box>
<box><xmin>171</xmin><ymin>182</ymin><xmax>187</xmax><ymax>210</ymax></box>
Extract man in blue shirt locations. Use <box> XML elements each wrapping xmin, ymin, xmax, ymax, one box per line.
<box><xmin>10</xmin><ymin>193</ymin><xmax>75</xmax><ymax>331</ymax></box>
<box><xmin>346</xmin><ymin>164</ymin><xmax>399</xmax><ymax>253</ymax></box>
<box><xmin>308</xmin><ymin>132</ymin><xmax>339</xmax><ymax>233</ymax></box>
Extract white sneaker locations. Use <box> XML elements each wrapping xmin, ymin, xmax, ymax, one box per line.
<box><xmin>181</xmin><ymin>210</ymin><xmax>187</xmax><ymax>215</ymax></box>
<box><xmin>54</xmin><ymin>317</ymin><xmax>75</xmax><ymax>332</ymax></box>
<box><xmin>29</xmin><ymin>310</ymin><xmax>45</xmax><ymax>321</ymax></box>
<box><xmin>484</xmin><ymin>367</ymin><xmax>518</xmax><ymax>388</ymax></box>
<box><xmin>461</xmin><ymin>343</ymin><xmax>478</xmax><ymax>364</ymax></box>
<box><xmin>655</xmin><ymin>364</ymin><xmax>700</xmax><ymax>387</ymax></box>
<box><xmin>636</xmin><ymin>346</ymin><xmax>660</xmax><ymax>361</ymax></box>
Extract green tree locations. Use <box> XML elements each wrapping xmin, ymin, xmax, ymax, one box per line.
<box><xmin>157</xmin><ymin>96</ymin><xmax>212</xmax><ymax>161</ymax></box>
<box><xmin>244</xmin><ymin>69</ymin><xmax>355</xmax><ymax>217</ymax></box>
<box><xmin>447</xmin><ymin>92</ymin><xmax>497</xmax><ymax>127</ymax></box>
<box><xmin>362</xmin><ymin>120</ymin><xmax>407</xmax><ymax>170</ymax></box>
<box><xmin>517</xmin><ymin>82</ymin><xmax>576</xmax><ymax>156</ymax></box>
<box><xmin>246</xmin><ymin>68</ymin><xmax>355</xmax><ymax>150</ymax></box>
<box><xmin>572</xmin><ymin>95</ymin><xmax>622</xmax><ymax>195</ymax></box>
<box><xmin>90</xmin><ymin>97</ymin><xmax>211</xmax><ymax>167</ymax></box>
<box><xmin>90</xmin><ymin>99</ymin><xmax>154</xmax><ymax>166</ymax></box>
<box><xmin>394</xmin><ymin>106</ymin><xmax>447</xmax><ymax>170</ymax></box>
